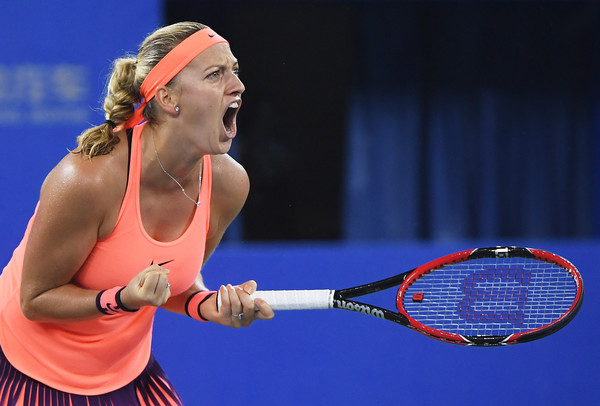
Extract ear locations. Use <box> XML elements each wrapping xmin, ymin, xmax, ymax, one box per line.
<box><xmin>154</xmin><ymin>85</ymin><xmax>181</xmax><ymax>116</ymax></box>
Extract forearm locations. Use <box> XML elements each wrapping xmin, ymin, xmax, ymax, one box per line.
<box><xmin>161</xmin><ymin>270</ymin><xmax>211</xmax><ymax>315</ymax></box>
<box><xmin>160</xmin><ymin>290</ymin><xmax>193</xmax><ymax>315</ymax></box>
<box><xmin>160</xmin><ymin>282</ymin><xmax>213</xmax><ymax>317</ymax></box>
<box><xmin>21</xmin><ymin>283</ymin><xmax>103</xmax><ymax>322</ymax></box>
<box><xmin>22</xmin><ymin>266</ymin><xmax>170</xmax><ymax>322</ymax></box>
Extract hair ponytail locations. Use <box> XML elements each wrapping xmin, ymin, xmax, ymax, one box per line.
<box><xmin>76</xmin><ymin>57</ymin><xmax>139</xmax><ymax>157</ymax></box>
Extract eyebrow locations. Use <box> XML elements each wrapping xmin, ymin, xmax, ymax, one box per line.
<box><xmin>206</xmin><ymin>58</ymin><xmax>240</xmax><ymax>71</ymax></box>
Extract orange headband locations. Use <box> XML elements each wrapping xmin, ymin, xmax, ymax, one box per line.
<box><xmin>116</xmin><ymin>28</ymin><xmax>228</xmax><ymax>130</ymax></box>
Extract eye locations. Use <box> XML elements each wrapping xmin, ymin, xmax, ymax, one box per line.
<box><xmin>233</xmin><ymin>68</ymin><xmax>241</xmax><ymax>77</ymax></box>
<box><xmin>206</xmin><ymin>70</ymin><xmax>222</xmax><ymax>80</ymax></box>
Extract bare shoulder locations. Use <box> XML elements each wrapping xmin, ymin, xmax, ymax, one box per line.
<box><xmin>208</xmin><ymin>154</ymin><xmax>249</xmax><ymax>233</ymax></box>
<box><xmin>44</xmin><ymin>149</ymin><xmax>125</xmax><ymax>204</ymax></box>
<box><xmin>38</xmin><ymin>143</ymin><xmax>128</xmax><ymax>236</ymax></box>
<box><xmin>210</xmin><ymin>153</ymin><xmax>250</xmax><ymax>206</ymax></box>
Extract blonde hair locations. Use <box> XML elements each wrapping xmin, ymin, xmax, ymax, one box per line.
<box><xmin>76</xmin><ymin>22</ymin><xmax>208</xmax><ymax>157</ymax></box>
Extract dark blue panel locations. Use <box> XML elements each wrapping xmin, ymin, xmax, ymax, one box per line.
<box><xmin>343</xmin><ymin>2</ymin><xmax>600</xmax><ymax>240</ymax></box>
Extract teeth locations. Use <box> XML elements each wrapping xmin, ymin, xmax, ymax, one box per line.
<box><xmin>229</xmin><ymin>102</ymin><xmax>239</xmax><ymax>109</ymax></box>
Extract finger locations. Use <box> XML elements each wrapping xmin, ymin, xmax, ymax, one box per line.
<box><xmin>141</xmin><ymin>272</ymin><xmax>159</xmax><ymax>293</ymax></box>
<box><xmin>253</xmin><ymin>298</ymin><xmax>275</xmax><ymax>320</ymax></box>
<box><xmin>227</xmin><ymin>284</ymin><xmax>243</xmax><ymax>317</ymax></box>
<box><xmin>236</xmin><ymin>286</ymin><xmax>256</xmax><ymax>323</ymax></box>
<box><xmin>138</xmin><ymin>267</ymin><xmax>169</xmax><ymax>287</ymax></box>
<box><xmin>142</xmin><ymin>271</ymin><xmax>169</xmax><ymax>299</ymax></box>
<box><xmin>228</xmin><ymin>284</ymin><xmax>247</xmax><ymax>328</ymax></box>
<box><xmin>218</xmin><ymin>285</ymin><xmax>231</xmax><ymax>314</ymax></box>
<box><xmin>145</xmin><ymin>264</ymin><xmax>170</xmax><ymax>276</ymax></box>
<box><xmin>162</xmin><ymin>284</ymin><xmax>172</xmax><ymax>303</ymax></box>
<box><xmin>239</xmin><ymin>280</ymin><xmax>257</xmax><ymax>295</ymax></box>
<box><xmin>154</xmin><ymin>272</ymin><xmax>170</xmax><ymax>294</ymax></box>
<box><xmin>157</xmin><ymin>274</ymin><xmax>171</xmax><ymax>302</ymax></box>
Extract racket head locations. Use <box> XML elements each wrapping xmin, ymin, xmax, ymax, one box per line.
<box><xmin>396</xmin><ymin>247</ymin><xmax>584</xmax><ymax>346</ymax></box>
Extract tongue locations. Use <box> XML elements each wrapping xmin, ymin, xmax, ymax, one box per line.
<box><xmin>224</xmin><ymin>122</ymin><xmax>236</xmax><ymax>139</ymax></box>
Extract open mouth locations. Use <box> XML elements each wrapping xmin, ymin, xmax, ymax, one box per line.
<box><xmin>223</xmin><ymin>101</ymin><xmax>240</xmax><ymax>138</ymax></box>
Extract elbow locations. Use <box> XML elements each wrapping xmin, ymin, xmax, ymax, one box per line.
<box><xmin>20</xmin><ymin>296</ymin><xmax>42</xmax><ymax>321</ymax></box>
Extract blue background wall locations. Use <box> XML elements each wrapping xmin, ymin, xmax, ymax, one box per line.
<box><xmin>1</xmin><ymin>1</ymin><xmax>598</xmax><ymax>405</ymax></box>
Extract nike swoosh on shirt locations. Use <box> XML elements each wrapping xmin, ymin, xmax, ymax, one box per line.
<box><xmin>151</xmin><ymin>259</ymin><xmax>174</xmax><ymax>266</ymax></box>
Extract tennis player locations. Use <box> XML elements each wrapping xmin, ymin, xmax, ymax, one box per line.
<box><xmin>0</xmin><ymin>21</ymin><xmax>274</xmax><ymax>405</ymax></box>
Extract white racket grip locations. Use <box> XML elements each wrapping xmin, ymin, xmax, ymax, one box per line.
<box><xmin>251</xmin><ymin>290</ymin><xmax>334</xmax><ymax>310</ymax></box>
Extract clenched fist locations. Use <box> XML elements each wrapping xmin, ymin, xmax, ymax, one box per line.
<box><xmin>120</xmin><ymin>264</ymin><xmax>171</xmax><ymax>309</ymax></box>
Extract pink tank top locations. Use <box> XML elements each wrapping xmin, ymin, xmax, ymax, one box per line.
<box><xmin>0</xmin><ymin>122</ymin><xmax>211</xmax><ymax>395</ymax></box>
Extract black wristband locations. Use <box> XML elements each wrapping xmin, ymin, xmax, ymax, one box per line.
<box><xmin>115</xmin><ymin>287</ymin><xmax>139</xmax><ymax>312</ymax></box>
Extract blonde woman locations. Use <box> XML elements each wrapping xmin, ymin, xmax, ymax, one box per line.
<box><xmin>0</xmin><ymin>21</ymin><xmax>273</xmax><ymax>405</ymax></box>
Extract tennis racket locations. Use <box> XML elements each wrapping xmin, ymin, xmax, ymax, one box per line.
<box><xmin>235</xmin><ymin>246</ymin><xmax>584</xmax><ymax>346</ymax></box>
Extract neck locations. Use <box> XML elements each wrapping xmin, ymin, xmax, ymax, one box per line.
<box><xmin>145</xmin><ymin>124</ymin><xmax>202</xmax><ymax>180</ymax></box>
<box><xmin>142</xmin><ymin>124</ymin><xmax>203</xmax><ymax>204</ymax></box>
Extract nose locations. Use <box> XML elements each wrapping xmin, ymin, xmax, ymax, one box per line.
<box><xmin>228</xmin><ymin>71</ymin><xmax>245</xmax><ymax>96</ymax></box>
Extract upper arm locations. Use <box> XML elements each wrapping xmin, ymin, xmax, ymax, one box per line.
<box><xmin>21</xmin><ymin>155</ymin><xmax>117</xmax><ymax>304</ymax></box>
<box><xmin>203</xmin><ymin>154</ymin><xmax>249</xmax><ymax>263</ymax></box>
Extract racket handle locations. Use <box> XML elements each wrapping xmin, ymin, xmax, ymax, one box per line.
<box><xmin>252</xmin><ymin>290</ymin><xmax>334</xmax><ymax>310</ymax></box>
<box><xmin>217</xmin><ymin>289</ymin><xmax>334</xmax><ymax>311</ymax></box>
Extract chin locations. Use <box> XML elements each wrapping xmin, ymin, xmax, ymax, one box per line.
<box><xmin>213</xmin><ymin>139</ymin><xmax>233</xmax><ymax>155</ymax></box>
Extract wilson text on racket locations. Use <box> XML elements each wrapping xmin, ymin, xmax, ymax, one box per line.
<box><xmin>334</xmin><ymin>300</ymin><xmax>385</xmax><ymax>319</ymax></box>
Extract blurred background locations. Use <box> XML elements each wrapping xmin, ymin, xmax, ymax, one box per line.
<box><xmin>1</xmin><ymin>0</ymin><xmax>598</xmax><ymax>405</ymax></box>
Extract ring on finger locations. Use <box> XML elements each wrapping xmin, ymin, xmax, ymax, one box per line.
<box><xmin>231</xmin><ymin>313</ymin><xmax>244</xmax><ymax>320</ymax></box>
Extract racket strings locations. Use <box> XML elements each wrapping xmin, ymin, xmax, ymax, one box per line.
<box><xmin>401</xmin><ymin>258</ymin><xmax>578</xmax><ymax>337</ymax></box>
